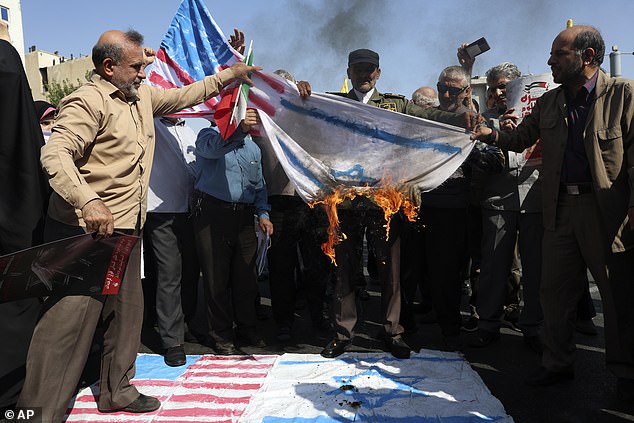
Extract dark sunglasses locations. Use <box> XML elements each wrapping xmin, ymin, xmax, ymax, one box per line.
<box><xmin>437</xmin><ymin>83</ymin><xmax>468</xmax><ymax>96</ymax></box>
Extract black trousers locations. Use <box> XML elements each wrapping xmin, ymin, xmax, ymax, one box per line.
<box><xmin>193</xmin><ymin>197</ymin><xmax>258</xmax><ymax>343</ymax></box>
<box><xmin>419</xmin><ymin>206</ymin><xmax>468</xmax><ymax>337</ymax></box>
<box><xmin>267</xmin><ymin>196</ymin><xmax>330</xmax><ymax>328</ymax></box>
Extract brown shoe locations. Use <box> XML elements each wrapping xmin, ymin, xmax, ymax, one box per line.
<box><xmin>99</xmin><ymin>394</ymin><xmax>160</xmax><ymax>413</ymax></box>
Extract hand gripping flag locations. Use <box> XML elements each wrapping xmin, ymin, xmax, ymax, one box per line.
<box><xmin>214</xmin><ymin>42</ymin><xmax>253</xmax><ymax>140</ymax></box>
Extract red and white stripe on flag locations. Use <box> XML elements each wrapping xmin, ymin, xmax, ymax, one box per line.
<box><xmin>64</xmin><ymin>355</ymin><xmax>276</xmax><ymax>422</ymax></box>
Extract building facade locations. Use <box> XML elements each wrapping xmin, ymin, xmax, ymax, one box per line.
<box><xmin>25</xmin><ymin>50</ymin><xmax>92</xmax><ymax>101</ymax></box>
<box><xmin>1</xmin><ymin>0</ymin><xmax>25</xmax><ymax>64</ymax></box>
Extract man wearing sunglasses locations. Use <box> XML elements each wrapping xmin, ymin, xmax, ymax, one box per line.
<box><xmin>400</xmin><ymin>65</ymin><xmax>503</xmax><ymax>352</ymax></box>
<box><xmin>437</xmin><ymin>66</ymin><xmax>475</xmax><ymax>113</ymax></box>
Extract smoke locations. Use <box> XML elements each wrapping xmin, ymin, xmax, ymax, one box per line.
<box><xmin>245</xmin><ymin>0</ymin><xmax>560</xmax><ymax>95</ymax></box>
<box><xmin>246</xmin><ymin>0</ymin><xmax>387</xmax><ymax>92</ymax></box>
<box><xmin>315</xmin><ymin>0</ymin><xmax>387</xmax><ymax>56</ymax></box>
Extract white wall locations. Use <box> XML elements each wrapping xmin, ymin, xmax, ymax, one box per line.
<box><xmin>0</xmin><ymin>0</ymin><xmax>25</xmax><ymax>65</ymax></box>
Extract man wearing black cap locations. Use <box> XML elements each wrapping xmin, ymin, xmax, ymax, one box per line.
<box><xmin>341</xmin><ymin>49</ymin><xmax>471</xmax><ymax>122</ymax></box>
<box><xmin>320</xmin><ymin>49</ymin><xmax>477</xmax><ymax>360</ymax></box>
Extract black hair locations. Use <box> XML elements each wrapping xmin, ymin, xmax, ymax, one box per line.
<box><xmin>572</xmin><ymin>27</ymin><xmax>605</xmax><ymax>67</ymax></box>
<box><xmin>92</xmin><ymin>29</ymin><xmax>144</xmax><ymax>68</ymax></box>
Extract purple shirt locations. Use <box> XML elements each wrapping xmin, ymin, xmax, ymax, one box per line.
<box><xmin>561</xmin><ymin>71</ymin><xmax>598</xmax><ymax>184</ymax></box>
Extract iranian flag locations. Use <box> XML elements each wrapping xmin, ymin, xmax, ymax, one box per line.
<box><xmin>214</xmin><ymin>41</ymin><xmax>253</xmax><ymax>140</ymax></box>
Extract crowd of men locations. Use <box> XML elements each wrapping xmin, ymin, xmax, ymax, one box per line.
<box><xmin>1</xmin><ymin>19</ymin><xmax>634</xmax><ymax>422</ymax></box>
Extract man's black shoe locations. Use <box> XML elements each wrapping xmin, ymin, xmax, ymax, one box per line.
<box><xmin>100</xmin><ymin>394</ymin><xmax>161</xmax><ymax>413</ymax></box>
<box><xmin>164</xmin><ymin>345</ymin><xmax>186</xmax><ymax>367</ymax></box>
<box><xmin>525</xmin><ymin>366</ymin><xmax>574</xmax><ymax>386</ymax></box>
<box><xmin>386</xmin><ymin>335</ymin><xmax>411</xmax><ymax>359</ymax></box>
<box><xmin>469</xmin><ymin>330</ymin><xmax>500</xmax><ymax>348</ymax></box>
<box><xmin>523</xmin><ymin>334</ymin><xmax>543</xmax><ymax>354</ymax></box>
<box><xmin>214</xmin><ymin>340</ymin><xmax>244</xmax><ymax>355</ymax></box>
<box><xmin>320</xmin><ymin>339</ymin><xmax>350</xmax><ymax>358</ymax></box>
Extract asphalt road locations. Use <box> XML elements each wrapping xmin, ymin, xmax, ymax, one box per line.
<box><xmin>139</xmin><ymin>277</ymin><xmax>634</xmax><ymax>423</ymax></box>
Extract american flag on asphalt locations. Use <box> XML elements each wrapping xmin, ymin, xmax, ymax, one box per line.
<box><xmin>64</xmin><ymin>354</ymin><xmax>277</xmax><ymax>422</ymax></box>
<box><xmin>63</xmin><ymin>352</ymin><xmax>512</xmax><ymax>421</ymax></box>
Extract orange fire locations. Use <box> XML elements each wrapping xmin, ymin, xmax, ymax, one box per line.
<box><xmin>310</xmin><ymin>185</ymin><xmax>418</xmax><ymax>266</ymax></box>
<box><xmin>309</xmin><ymin>187</ymin><xmax>357</xmax><ymax>265</ymax></box>
<box><xmin>371</xmin><ymin>187</ymin><xmax>418</xmax><ymax>239</ymax></box>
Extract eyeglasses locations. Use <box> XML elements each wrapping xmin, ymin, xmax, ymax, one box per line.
<box><xmin>437</xmin><ymin>83</ymin><xmax>468</xmax><ymax>96</ymax></box>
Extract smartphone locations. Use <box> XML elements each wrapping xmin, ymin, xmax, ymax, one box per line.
<box><xmin>465</xmin><ymin>37</ymin><xmax>490</xmax><ymax>59</ymax></box>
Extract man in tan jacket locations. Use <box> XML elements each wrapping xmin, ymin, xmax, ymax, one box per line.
<box><xmin>474</xmin><ymin>25</ymin><xmax>634</xmax><ymax>397</ymax></box>
<box><xmin>17</xmin><ymin>29</ymin><xmax>258</xmax><ymax>422</ymax></box>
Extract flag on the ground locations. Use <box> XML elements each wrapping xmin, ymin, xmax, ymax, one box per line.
<box><xmin>146</xmin><ymin>0</ymin><xmax>241</xmax><ymax>119</ymax></box>
<box><xmin>65</xmin><ymin>352</ymin><xmax>512</xmax><ymax>422</ymax></box>
<box><xmin>65</xmin><ymin>354</ymin><xmax>276</xmax><ymax>422</ymax></box>
<box><xmin>215</xmin><ymin>42</ymin><xmax>253</xmax><ymax>140</ymax></box>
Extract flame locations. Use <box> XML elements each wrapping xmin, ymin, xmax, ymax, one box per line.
<box><xmin>309</xmin><ymin>187</ymin><xmax>357</xmax><ymax>265</ymax></box>
<box><xmin>310</xmin><ymin>185</ymin><xmax>418</xmax><ymax>266</ymax></box>
<box><xmin>371</xmin><ymin>187</ymin><xmax>418</xmax><ymax>239</ymax></box>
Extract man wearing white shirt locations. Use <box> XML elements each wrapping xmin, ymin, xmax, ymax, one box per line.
<box><xmin>144</xmin><ymin>116</ymin><xmax>200</xmax><ymax>366</ymax></box>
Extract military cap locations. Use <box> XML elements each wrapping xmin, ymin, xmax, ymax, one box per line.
<box><xmin>348</xmin><ymin>49</ymin><xmax>379</xmax><ymax>67</ymax></box>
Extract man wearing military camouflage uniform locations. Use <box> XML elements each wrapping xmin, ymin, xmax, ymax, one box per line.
<box><xmin>320</xmin><ymin>49</ymin><xmax>472</xmax><ymax>359</ymax></box>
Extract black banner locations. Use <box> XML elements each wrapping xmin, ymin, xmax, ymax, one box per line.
<box><xmin>0</xmin><ymin>233</ymin><xmax>139</xmax><ymax>303</ymax></box>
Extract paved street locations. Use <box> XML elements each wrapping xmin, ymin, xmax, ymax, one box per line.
<box><xmin>137</xmin><ymin>278</ymin><xmax>634</xmax><ymax>423</ymax></box>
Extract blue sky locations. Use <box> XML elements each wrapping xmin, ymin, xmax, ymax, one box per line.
<box><xmin>21</xmin><ymin>0</ymin><xmax>634</xmax><ymax>96</ymax></box>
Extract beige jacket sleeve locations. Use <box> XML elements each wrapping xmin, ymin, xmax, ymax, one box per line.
<box><xmin>40</xmin><ymin>89</ymin><xmax>103</xmax><ymax>210</ymax></box>
<box><xmin>149</xmin><ymin>67</ymin><xmax>236</xmax><ymax>116</ymax></box>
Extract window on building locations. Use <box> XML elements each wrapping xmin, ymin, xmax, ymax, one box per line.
<box><xmin>40</xmin><ymin>68</ymin><xmax>49</xmax><ymax>93</ymax></box>
<box><xmin>1</xmin><ymin>6</ymin><xmax>9</xmax><ymax>22</ymax></box>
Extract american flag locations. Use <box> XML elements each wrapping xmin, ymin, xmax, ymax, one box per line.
<box><xmin>64</xmin><ymin>354</ymin><xmax>276</xmax><ymax>422</ymax></box>
<box><xmin>146</xmin><ymin>0</ymin><xmax>241</xmax><ymax>119</ymax></box>
<box><xmin>64</xmin><ymin>352</ymin><xmax>512</xmax><ymax>421</ymax></box>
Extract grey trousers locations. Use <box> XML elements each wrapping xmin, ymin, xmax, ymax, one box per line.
<box><xmin>17</xmin><ymin>217</ymin><xmax>143</xmax><ymax>422</ymax></box>
<box><xmin>477</xmin><ymin>209</ymin><xmax>543</xmax><ymax>335</ymax></box>
<box><xmin>143</xmin><ymin>212</ymin><xmax>198</xmax><ymax>349</ymax></box>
